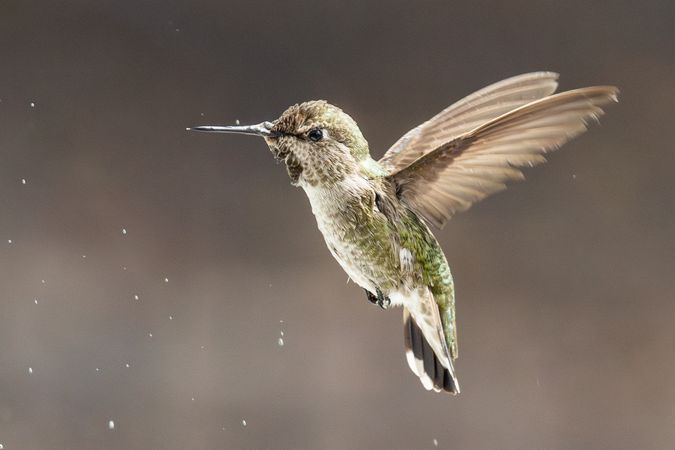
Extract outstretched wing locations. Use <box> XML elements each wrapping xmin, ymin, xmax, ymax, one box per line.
<box><xmin>379</xmin><ymin>72</ymin><xmax>560</xmax><ymax>172</ymax></box>
<box><xmin>389</xmin><ymin>86</ymin><xmax>619</xmax><ymax>229</ymax></box>
<box><xmin>403</xmin><ymin>289</ymin><xmax>459</xmax><ymax>394</ymax></box>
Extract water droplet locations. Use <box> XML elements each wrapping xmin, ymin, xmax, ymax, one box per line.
<box><xmin>169</xmin><ymin>315</ymin><xmax>173</xmax><ymax>320</ymax></box>
<box><xmin>108</xmin><ymin>420</ymin><xmax>115</xmax><ymax>430</ymax></box>
<box><xmin>133</xmin><ymin>294</ymin><xmax>139</xmax><ymax>301</ymax></box>
<box><xmin>277</xmin><ymin>337</ymin><xmax>284</xmax><ymax>347</ymax></box>
<box><xmin>82</xmin><ymin>255</ymin><xmax>87</xmax><ymax>259</ymax></box>
<box><xmin>433</xmin><ymin>438</ymin><xmax>438</xmax><ymax>447</ymax></box>
<box><xmin>21</xmin><ymin>178</ymin><xmax>26</xmax><ymax>184</ymax></box>
<box><xmin>191</xmin><ymin>397</ymin><xmax>195</xmax><ymax>402</ymax></box>
<box><xmin>1</xmin><ymin>443</ymin><xmax>4</xmax><ymax>449</ymax></box>
<box><xmin>41</xmin><ymin>279</ymin><xmax>45</xmax><ymax>284</ymax></box>
<box><xmin>280</xmin><ymin>330</ymin><xmax>284</xmax><ymax>337</ymax></box>
<box><xmin>7</xmin><ymin>239</ymin><xmax>12</xmax><ymax>244</ymax></box>
<box><xmin>164</xmin><ymin>277</ymin><xmax>169</xmax><ymax>283</ymax></box>
<box><xmin>28</xmin><ymin>367</ymin><xmax>33</xmax><ymax>374</ymax></box>
<box><xmin>125</xmin><ymin>363</ymin><xmax>130</xmax><ymax>368</ymax></box>
<box><xmin>148</xmin><ymin>332</ymin><xmax>153</xmax><ymax>338</ymax></box>
<box><xmin>122</xmin><ymin>266</ymin><xmax>127</xmax><ymax>271</ymax></box>
<box><xmin>33</xmin><ymin>298</ymin><xmax>38</xmax><ymax>305</ymax></box>
<box><xmin>241</xmin><ymin>419</ymin><xmax>247</xmax><ymax>427</ymax></box>
<box><xmin>235</xmin><ymin>119</ymin><xmax>240</xmax><ymax>125</ymax></box>
<box><xmin>30</xmin><ymin>101</ymin><xmax>35</xmax><ymax>108</ymax></box>
<box><xmin>121</xmin><ymin>228</ymin><xmax>127</xmax><ymax>235</ymax></box>
<box><xmin>96</xmin><ymin>367</ymin><xmax>100</xmax><ymax>372</ymax></box>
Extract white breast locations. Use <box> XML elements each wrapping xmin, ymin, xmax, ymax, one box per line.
<box><xmin>300</xmin><ymin>175</ymin><xmax>380</xmax><ymax>292</ymax></box>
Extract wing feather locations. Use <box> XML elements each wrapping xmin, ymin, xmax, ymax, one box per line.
<box><xmin>389</xmin><ymin>86</ymin><xmax>619</xmax><ymax>228</ymax></box>
<box><xmin>379</xmin><ymin>72</ymin><xmax>560</xmax><ymax>171</ymax></box>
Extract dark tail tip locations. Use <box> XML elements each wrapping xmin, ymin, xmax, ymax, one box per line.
<box><xmin>404</xmin><ymin>311</ymin><xmax>460</xmax><ymax>394</ymax></box>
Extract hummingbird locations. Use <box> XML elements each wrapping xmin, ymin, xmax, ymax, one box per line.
<box><xmin>189</xmin><ymin>72</ymin><xmax>618</xmax><ymax>394</ymax></box>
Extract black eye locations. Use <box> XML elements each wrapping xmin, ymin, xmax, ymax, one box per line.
<box><xmin>308</xmin><ymin>128</ymin><xmax>323</xmax><ymax>142</ymax></box>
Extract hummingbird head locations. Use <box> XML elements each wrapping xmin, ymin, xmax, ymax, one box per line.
<box><xmin>190</xmin><ymin>101</ymin><xmax>371</xmax><ymax>186</ymax></box>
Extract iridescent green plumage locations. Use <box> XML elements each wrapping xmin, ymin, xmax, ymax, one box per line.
<box><xmin>397</xmin><ymin>210</ymin><xmax>456</xmax><ymax>357</ymax></box>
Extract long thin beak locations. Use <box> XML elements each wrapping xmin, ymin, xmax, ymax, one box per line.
<box><xmin>187</xmin><ymin>121</ymin><xmax>276</xmax><ymax>137</ymax></box>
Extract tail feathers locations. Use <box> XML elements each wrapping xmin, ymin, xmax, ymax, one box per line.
<box><xmin>404</xmin><ymin>308</ymin><xmax>460</xmax><ymax>394</ymax></box>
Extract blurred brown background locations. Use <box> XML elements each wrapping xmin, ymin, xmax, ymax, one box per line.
<box><xmin>0</xmin><ymin>0</ymin><xmax>673</xmax><ymax>448</ymax></box>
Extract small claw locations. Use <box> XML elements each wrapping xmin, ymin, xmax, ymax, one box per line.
<box><xmin>365</xmin><ymin>288</ymin><xmax>390</xmax><ymax>309</ymax></box>
<box><xmin>376</xmin><ymin>288</ymin><xmax>391</xmax><ymax>310</ymax></box>
<box><xmin>365</xmin><ymin>290</ymin><xmax>378</xmax><ymax>305</ymax></box>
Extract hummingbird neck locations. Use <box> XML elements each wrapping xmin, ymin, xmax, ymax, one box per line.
<box><xmin>358</xmin><ymin>157</ymin><xmax>389</xmax><ymax>178</ymax></box>
<box><xmin>300</xmin><ymin>170</ymin><xmax>374</xmax><ymax>220</ymax></box>
<box><xmin>299</xmin><ymin>156</ymin><xmax>358</xmax><ymax>186</ymax></box>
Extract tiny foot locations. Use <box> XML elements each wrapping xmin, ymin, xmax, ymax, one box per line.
<box><xmin>365</xmin><ymin>290</ymin><xmax>378</xmax><ymax>305</ymax></box>
<box><xmin>375</xmin><ymin>288</ymin><xmax>391</xmax><ymax>310</ymax></box>
<box><xmin>365</xmin><ymin>288</ymin><xmax>390</xmax><ymax>309</ymax></box>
